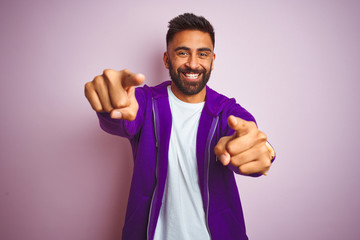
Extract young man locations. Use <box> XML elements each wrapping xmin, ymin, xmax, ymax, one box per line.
<box><xmin>85</xmin><ymin>13</ymin><xmax>275</xmax><ymax>240</ymax></box>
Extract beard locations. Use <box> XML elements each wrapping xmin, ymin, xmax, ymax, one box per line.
<box><xmin>168</xmin><ymin>58</ymin><xmax>212</xmax><ymax>96</ymax></box>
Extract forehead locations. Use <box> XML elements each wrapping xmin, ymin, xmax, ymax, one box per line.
<box><xmin>168</xmin><ymin>30</ymin><xmax>213</xmax><ymax>50</ymax></box>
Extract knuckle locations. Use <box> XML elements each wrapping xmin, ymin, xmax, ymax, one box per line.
<box><xmin>121</xmin><ymin>69</ymin><xmax>134</xmax><ymax>81</ymax></box>
<box><xmin>257</xmin><ymin>131</ymin><xmax>267</xmax><ymax>142</ymax></box>
<box><xmin>260</xmin><ymin>145</ymin><xmax>268</xmax><ymax>155</ymax></box>
<box><xmin>239</xmin><ymin>122</ymin><xmax>247</xmax><ymax>129</ymax></box>
<box><xmin>103</xmin><ymin>105</ymin><xmax>113</xmax><ymax>113</ymax></box>
<box><xmin>93</xmin><ymin>75</ymin><xmax>104</xmax><ymax>87</ymax></box>
<box><xmin>113</xmin><ymin>98</ymin><xmax>129</xmax><ymax>109</ymax></box>
<box><xmin>226</xmin><ymin>142</ymin><xmax>236</xmax><ymax>155</ymax></box>
<box><xmin>214</xmin><ymin>144</ymin><xmax>222</xmax><ymax>154</ymax></box>
<box><xmin>122</xmin><ymin>68</ymin><xmax>130</xmax><ymax>74</ymax></box>
<box><xmin>261</xmin><ymin>159</ymin><xmax>271</xmax><ymax>170</ymax></box>
<box><xmin>84</xmin><ymin>81</ymin><xmax>92</xmax><ymax>89</ymax></box>
<box><xmin>264</xmin><ymin>160</ymin><xmax>271</xmax><ymax>169</ymax></box>
<box><xmin>84</xmin><ymin>82</ymin><xmax>93</xmax><ymax>94</ymax></box>
<box><xmin>92</xmin><ymin>104</ymin><xmax>103</xmax><ymax>112</ymax></box>
<box><xmin>127</xmin><ymin>112</ymin><xmax>137</xmax><ymax>121</ymax></box>
<box><xmin>103</xmin><ymin>69</ymin><xmax>119</xmax><ymax>86</ymax></box>
<box><xmin>260</xmin><ymin>151</ymin><xmax>272</xmax><ymax>168</ymax></box>
<box><xmin>229</xmin><ymin>157</ymin><xmax>238</xmax><ymax>167</ymax></box>
<box><xmin>103</xmin><ymin>69</ymin><xmax>114</xmax><ymax>78</ymax></box>
<box><xmin>238</xmin><ymin>166</ymin><xmax>249</xmax><ymax>175</ymax></box>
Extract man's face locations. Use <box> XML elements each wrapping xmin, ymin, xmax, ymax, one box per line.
<box><xmin>164</xmin><ymin>30</ymin><xmax>216</xmax><ymax>96</ymax></box>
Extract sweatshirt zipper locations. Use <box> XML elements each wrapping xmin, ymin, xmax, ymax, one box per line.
<box><xmin>205</xmin><ymin>116</ymin><xmax>219</xmax><ymax>239</ymax></box>
<box><xmin>147</xmin><ymin>98</ymin><xmax>160</xmax><ymax>240</ymax></box>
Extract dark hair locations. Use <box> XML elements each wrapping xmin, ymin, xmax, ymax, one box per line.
<box><xmin>166</xmin><ymin>13</ymin><xmax>215</xmax><ymax>48</ymax></box>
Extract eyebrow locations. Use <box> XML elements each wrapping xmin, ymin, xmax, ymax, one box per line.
<box><xmin>198</xmin><ymin>47</ymin><xmax>212</xmax><ymax>52</ymax></box>
<box><xmin>174</xmin><ymin>46</ymin><xmax>212</xmax><ymax>52</ymax></box>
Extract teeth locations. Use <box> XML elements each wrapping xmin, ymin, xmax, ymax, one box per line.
<box><xmin>185</xmin><ymin>73</ymin><xmax>200</xmax><ymax>79</ymax></box>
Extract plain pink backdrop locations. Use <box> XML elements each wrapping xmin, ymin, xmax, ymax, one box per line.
<box><xmin>1</xmin><ymin>0</ymin><xmax>360</xmax><ymax>239</ymax></box>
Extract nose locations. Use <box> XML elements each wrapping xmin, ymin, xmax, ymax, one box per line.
<box><xmin>185</xmin><ymin>54</ymin><xmax>199</xmax><ymax>70</ymax></box>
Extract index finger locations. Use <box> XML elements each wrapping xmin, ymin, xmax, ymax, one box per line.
<box><xmin>227</xmin><ymin>115</ymin><xmax>256</xmax><ymax>136</ymax></box>
<box><xmin>121</xmin><ymin>70</ymin><xmax>145</xmax><ymax>88</ymax></box>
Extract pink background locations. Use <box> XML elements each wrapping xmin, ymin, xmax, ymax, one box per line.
<box><xmin>1</xmin><ymin>0</ymin><xmax>360</xmax><ymax>239</ymax></box>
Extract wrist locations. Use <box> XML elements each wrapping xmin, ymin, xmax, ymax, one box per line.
<box><xmin>265</xmin><ymin>141</ymin><xmax>275</xmax><ymax>161</ymax></box>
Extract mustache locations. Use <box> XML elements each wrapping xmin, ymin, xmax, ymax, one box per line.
<box><xmin>178</xmin><ymin>67</ymin><xmax>206</xmax><ymax>74</ymax></box>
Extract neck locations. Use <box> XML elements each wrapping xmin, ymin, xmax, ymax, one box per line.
<box><xmin>170</xmin><ymin>82</ymin><xmax>206</xmax><ymax>103</ymax></box>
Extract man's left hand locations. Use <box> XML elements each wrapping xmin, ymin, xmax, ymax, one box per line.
<box><xmin>214</xmin><ymin>115</ymin><xmax>272</xmax><ymax>175</ymax></box>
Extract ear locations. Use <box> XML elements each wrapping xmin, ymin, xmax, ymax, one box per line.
<box><xmin>211</xmin><ymin>53</ymin><xmax>216</xmax><ymax>70</ymax></box>
<box><xmin>163</xmin><ymin>52</ymin><xmax>169</xmax><ymax>69</ymax></box>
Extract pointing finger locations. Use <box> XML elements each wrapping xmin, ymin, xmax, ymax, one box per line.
<box><xmin>121</xmin><ymin>70</ymin><xmax>145</xmax><ymax>88</ymax></box>
<box><xmin>227</xmin><ymin>115</ymin><xmax>256</xmax><ymax>136</ymax></box>
<box><xmin>106</xmin><ymin>71</ymin><xmax>141</xmax><ymax>109</ymax></box>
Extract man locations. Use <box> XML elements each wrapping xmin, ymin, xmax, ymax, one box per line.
<box><xmin>85</xmin><ymin>13</ymin><xmax>275</xmax><ymax>240</ymax></box>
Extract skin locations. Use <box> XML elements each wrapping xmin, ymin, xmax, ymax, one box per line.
<box><xmin>163</xmin><ymin>30</ymin><xmax>215</xmax><ymax>103</ymax></box>
<box><xmin>84</xmin><ymin>30</ymin><xmax>272</xmax><ymax>175</ymax></box>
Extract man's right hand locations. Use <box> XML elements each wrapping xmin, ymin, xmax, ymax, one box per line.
<box><xmin>84</xmin><ymin>69</ymin><xmax>145</xmax><ymax>120</ymax></box>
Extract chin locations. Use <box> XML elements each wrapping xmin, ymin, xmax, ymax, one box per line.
<box><xmin>176</xmin><ymin>78</ymin><xmax>207</xmax><ymax>96</ymax></box>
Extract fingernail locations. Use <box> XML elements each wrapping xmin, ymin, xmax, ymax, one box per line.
<box><xmin>220</xmin><ymin>154</ymin><xmax>230</xmax><ymax>165</ymax></box>
<box><xmin>112</xmin><ymin>111</ymin><xmax>122</xmax><ymax>119</ymax></box>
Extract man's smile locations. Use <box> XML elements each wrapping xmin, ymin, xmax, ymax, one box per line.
<box><xmin>181</xmin><ymin>72</ymin><xmax>202</xmax><ymax>81</ymax></box>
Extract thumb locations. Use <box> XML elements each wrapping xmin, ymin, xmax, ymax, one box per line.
<box><xmin>110</xmin><ymin>105</ymin><xmax>138</xmax><ymax>121</ymax></box>
<box><xmin>219</xmin><ymin>152</ymin><xmax>231</xmax><ymax>166</ymax></box>
<box><xmin>122</xmin><ymin>72</ymin><xmax>145</xmax><ymax>88</ymax></box>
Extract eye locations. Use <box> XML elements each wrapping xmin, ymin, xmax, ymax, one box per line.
<box><xmin>177</xmin><ymin>51</ymin><xmax>188</xmax><ymax>56</ymax></box>
<box><xmin>199</xmin><ymin>52</ymin><xmax>209</xmax><ymax>58</ymax></box>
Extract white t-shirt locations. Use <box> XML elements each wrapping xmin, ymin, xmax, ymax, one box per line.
<box><xmin>153</xmin><ymin>86</ymin><xmax>210</xmax><ymax>240</ymax></box>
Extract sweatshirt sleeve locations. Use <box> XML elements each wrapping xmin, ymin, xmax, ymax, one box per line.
<box><xmin>96</xmin><ymin>87</ymin><xmax>146</xmax><ymax>139</ymax></box>
<box><xmin>222</xmin><ymin>98</ymin><xmax>275</xmax><ymax>177</ymax></box>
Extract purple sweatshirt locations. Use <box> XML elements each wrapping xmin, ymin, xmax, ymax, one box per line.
<box><xmin>97</xmin><ymin>81</ymin><xmax>258</xmax><ymax>240</ymax></box>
